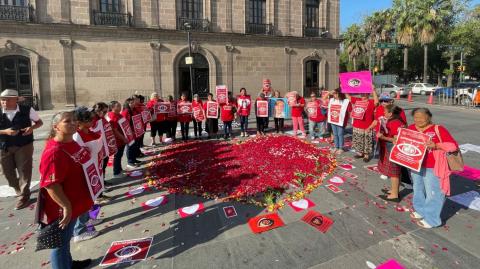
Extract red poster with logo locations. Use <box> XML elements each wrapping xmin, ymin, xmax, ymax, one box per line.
<box><xmin>329</xmin><ymin>104</ymin><xmax>342</xmax><ymax>124</ymax></box>
<box><xmin>84</xmin><ymin>162</ymin><xmax>104</xmax><ymax>201</ymax></box>
<box><xmin>216</xmin><ymin>86</ymin><xmax>228</xmax><ymax>104</ymax></box>
<box><xmin>193</xmin><ymin>106</ymin><xmax>205</xmax><ymax>121</ymax></box>
<box><xmin>141</xmin><ymin>110</ymin><xmax>152</xmax><ymax>123</ymax></box>
<box><xmin>351</xmin><ymin>100</ymin><xmax>368</xmax><ymax>120</ymax></box>
<box><xmin>177</xmin><ymin>102</ymin><xmax>193</xmax><ymax>114</ymax></box>
<box><xmin>389</xmin><ymin>128</ymin><xmax>430</xmax><ymax>172</ymax></box>
<box><xmin>306</xmin><ymin>101</ymin><xmax>318</xmax><ymax>118</ymax></box>
<box><xmin>256</xmin><ymin>100</ymin><xmax>269</xmax><ymax>117</ymax></box>
<box><xmin>102</xmin><ymin>120</ymin><xmax>118</xmax><ymax>156</ymax></box>
<box><xmin>100</xmin><ymin>237</ymin><xmax>153</xmax><ymax>266</ymax></box>
<box><xmin>301</xmin><ymin>210</ymin><xmax>334</xmax><ymax>233</ymax></box>
<box><xmin>248</xmin><ymin>213</ymin><xmax>285</xmax><ymax>234</ymax></box>
<box><xmin>168</xmin><ymin>102</ymin><xmax>177</xmax><ymax>117</ymax></box>
<box><xmin>155</xmin><ymin>102</ymin><xmax>170</xmax><ymax>114</ymax></box>
<box><xmin>206</xmin><ymin>101</ymin><xmax>219</xmax><ymax>118</ymax></box>
<box><xmin>118</xmin><ymin>118</ymin><xmax>135</xmax><ymax>145</ymax></box>
<box><xmin>132</xmin><ymin>114</ymin><xmax>145</xmax><ymax>138</ymax></box>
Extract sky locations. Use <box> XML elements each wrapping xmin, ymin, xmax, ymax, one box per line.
<box><xmin>340</xmin><ymin>0</ymin><xmax>480</xmax><ymax>32</ymax></box>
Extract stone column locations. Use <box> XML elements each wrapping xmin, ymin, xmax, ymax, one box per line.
<box><xmin>150</xmin><ymin>41</ymin><xmax>162</xmax><ymax>97</ymax></box>
<box><xmin>225</xmin><ymin>44</ymin><xmax>235</xmax><ymax>92</ymax></box>
<box><xmin>284</xmin><ymin>47</ymin><xmax>294</xmax><ymax>91</ymax></box>
<box><xmin>59</xmin><ymin>38</ymin><xmax>76</xmax><ymax>107</ymax></box>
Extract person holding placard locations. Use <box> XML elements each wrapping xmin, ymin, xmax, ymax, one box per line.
<box><xmin>320</xmin><ymin>89</ymin><xmax>331</xmax><ymax>136</ymax></box>
<box><xmin>91</xmin><ymin>102</ymin><xmax>111</xmax><ymax>185</ymax></box>
<box><xmin>146</xmin><ymin>92</ymin><xmax>167</xmax><ymax>145</ymax></box>
<box><xmin>272</xmin><ymin>90</ymin><xmax>286</xmax><ymax>133</ymax></box>
<box><xmin>237</xmin><ymin>88</ymin><xmax>251</xmax><ymax>137</ymax></box>
<box><xmin>39</xmin><ymin>111</ymin><xmax>93</xmax><ymax>269</ymax></box>
<box><xmin>376</xmin><ymin>105</ymin><xmax>406</xmax><ymax>203</ymax></box>
<box><xmin>290</xmin><ymin>93</ymin><xmax>306</xmax><ymax>138</ymax></box>
<box><xmin>177</xmin><ymin>93</ymin><xmax>193</xmax><ymax>141</ymax></box>
<box><xmin>122</xmin><ymin>98</ymin><xmax>141</xmax><ymax>168</ymax></box>
<box><xmin>255</xmin><ymin>93</ymin><xmax>269</xmax><ymax>135</ymax></box>
<box><xmin>307</xmin><ymin>92</ymin><xmax>325</xmax><ymax>140</ymax></box>
<box><xmin>220</xmin><ymin>96</ymin><xmax>237</xmax><ymax>140</ymax></box>
<box><xmin>327</xmin><ymin>88</ymin><xmax>351</xmax><ymax>154</ymax></box>
<box><xmin>346</xmin><ymin>91</ymin><xmax>378</xmax><ymax>162</ymax></box>
<box><xmin>166</xmin><ymin>95</ymin><xmax>178</xmax><ymax>141</ymax></box>
<box><xmin>406</xmin><ymin>108</ymin><xmax>458</xmax><ymax>228</ymax></box>
<box><xmin>107</xmin><ymin>101</ymin><xmax>128</xmax><ymax>178</ymax></box>
<box><xmin>192</xmin><ymin>94</ymin><xmax>204</xmax><ymax>139</ymax></box>
<box><xmin>203</xmin><ymin>93</ymin><xmax>220</xmax><ymax>139</ymax></box>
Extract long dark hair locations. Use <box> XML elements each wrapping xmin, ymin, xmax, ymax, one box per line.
<box><xmin>93</xmin><ymin>102</ymin><xmax>108</xmax><ymax>114</ymax></box>
<box><xmin>332</xmin><ymin>88</ymin><xmax>346</xmax><ymax>101</ymax></box>
<box><xmin>385</xmin><ymin>104</ymin><xmax>406</xmax><ymax>125</ymax></box>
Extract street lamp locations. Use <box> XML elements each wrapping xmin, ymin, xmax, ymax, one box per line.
<box><xmin>184</xmin><ymin>22</ymin><xmax>195</xmax><ymax>100</ymax></box>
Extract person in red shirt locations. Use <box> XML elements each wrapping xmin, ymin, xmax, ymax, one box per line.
<box><xmin>203</xmin><ymin>93</ymin><xmax>219</xmax><ymax>139</ymax></box>
<box><xmin>328</xmin><ymin>88</ymin><xmax>352</xmax><ymax>154</ymax></box>
<box><xmin>237</xmin><ymin>88</ymin><xmax>251</xmax><ymax>137</ymax></box>
<box><xmin>166</xmin><ymin>95</ymin><xmax>178</xmax><ymax>140</ymax></box>
<box><xmin>376</xmin><ymin>104</ymin><xmax>407</xmax><ymax>203</ymax></box>
<box><xmin>272</xmin><ymin>90</ymin><xmax>285</xmax><ymax>133</ymax></box>
<box><xmin>306</xmin><ymin>92</ymin><xmax>325</xmax><ymax>139</ymax></box>
<box><xmin>406</xmin><ymin>108</ymin><xmax>458</xmax><ymax>229</ymax></box>
<box><xmin>177</xmin><ymin>93</ymin><xmax>193</xmax><ymax>141</ymax></box>
<box><xmin>122</xmin><ymin>97</ymin><xmax>141</xmax><ymax>168</ymax></box>
<box><xmin>192</xmin><ymin>94</ymin><xmax>204</xmax><ymax>139</ymax></box>
<box><xmin>255</xmin><ymin>93</ymin><xmax>269</xmax><ymax>135</ymax></box>
<box><xmin>290</xmin><ymin>93</ymin><xmax>306</xmax><ymax>137</ymax></box>
<box><xmin>146</xmin><ymin>92</ymin><xmax>166</xmax><ymax>145</ymax></box>
<box><xmin>374</xmin><ymin>93</ymin><xmax>407</xmax><ymax>133</ymax></box>
<box><xmin>346</xmin><ymin>91</ymin><xmax>378</xmax><ymax>161</ymax></box>
<box><xmin>107</xmin><ymin>101</ymin><xmax>128</xmax><ymax>177</ymax></box>
<box><xmin>221</xmin><ymin>96</ymin><xmax>237</xmax><ymax>139</ymax></box>
<box><xmin>39</xmin><ymin>111</ymin><xmax>93</xmax><ymax>269</ymax></box>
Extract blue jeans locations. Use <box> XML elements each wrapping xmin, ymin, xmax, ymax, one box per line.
<box><xmin>240</xmin><ymin>116</ymin><xmax>249</xmax><ymax>132</ymax></box>
<box><xmin>113</xmin><ymin>144</ymin><xmax>125</xmax><ymax>175</ymax></box>
<box><xmin>308</xmin><ymin>120</ymin><xmax>323</xmax><ymax>138</ymax></box>
<box><xmin>50</xmin><ymin>218</ymin><xmax>76</xmax><ymax>269</ymax></box>
<box><xmin>73</xmin><ymin>212</ymin><xmax>91</xmax><ymax>236</ymax></box>
<box><xmin>223</xmin><ymin>121</ymin><xmax>232</xmax><ymax>136</ymax></box>
<box><xmin>410</xmin><ymin>168</ymin><xmax>446</xmax><ymax>227</ymax></box>
<box><xmin>331</xmin><ymin>124</ymin><xmax>345</xmax><ymax>149</ymax></box>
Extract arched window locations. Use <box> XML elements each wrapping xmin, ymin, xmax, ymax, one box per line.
<box><xmin>100</xmin><ymin>0</ymin><xmax>121</xmax><ymax>13</ymax></box>
<box><xmin>0</xmin><ymin>55</ymin><xmax>34</xmax><ymax>107</ymax></box>
<box><xmin>304</xmin><ymin>60</ymin><xmax>319</xmax><ymax>96</ymax></box>
<box><xmin>178</xmin><ymin>53</ymin><xmax>209</xmax><ymax>99</ymax></box>
<box><xmin>305</xmin><ymin>0</ymin><xmax>320</xmax><ymax>37</ymax></box>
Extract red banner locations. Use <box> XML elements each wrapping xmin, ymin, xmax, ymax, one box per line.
<box><xmin>351</xmin><ymin>100</ymin><xmax>368</xmax><ymax>120</ymax></box>
<box><xmin>102</xmin><ymin>120</ymin><xmax>118</xmax><ymax>156</ymax></box>
<box><xmin>118</xmin><ymin>118</ymin><xmax>135</xmax><ymax>145</ymax></box>
<box><xmin>206</xmin><ymin>101</ymin><xmax>219</xmax><ymax>119</ymax></box>
<box><xmin>216</xmin><ymin>86</ymin><xmax>228</xmax><ymax>104</ymax></box>
<box><xmin>256</xmin><ymin>100</ymin><xmax>269</xmax><ymax>117</ymax></box>
<box><xmin>132</xmin><ymin>114</ymin><xmax>145</xmax><ymax>138</ymax></box>
<box><xmin>155</xmin><ymin>102</ymin><xmax>170</xmax><ymax>114</ymax></box>
<box><xmin>177</xmin><ymin>102</ymin><xmax>193</xmax><ymax>114</ymax></box>
<box><xmin>306</xmin><ymin>102</ymin><xmax>318</xmax><ymax>118</ymax></box>
<box><xmin>193</xmin><ymin>106</ymin><xmax>205</xmax><ymax>121</ymax></box>
<box><xmin>389</xmin><ymin>128</ymin><xmax>430</xmax><ymax>172</ymax></box>
<box><xmin>329</xmin><ymin>104</ymin><xmax>342</xmax><ymax>124</ymax></box>
<box><xmin>100</xmin><ymin>237</ymin><xmax>153</xmax><ymax>266</ymax></box>
<box><xmin>141</xmin><ymin>110</ymin><xmax>152</xmax><ymax>123</ymax></box>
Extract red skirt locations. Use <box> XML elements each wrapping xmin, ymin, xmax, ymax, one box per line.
<box><xmin>377</xmin><ymin>142</ymin><xmax>401</xmax><ymax>177</ymax></box>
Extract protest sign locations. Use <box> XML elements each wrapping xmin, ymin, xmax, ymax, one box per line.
<box><xmin>351</xmin><ymin>100</ymin><xmax>369</xmax><ymax>120</ymax></box>
<box><xmin>193</xmin><ymin>106</ymin><xmax>205</xmax><ymax>121</ymax></box>
<box><xmin>285</xmin><ymin>91</ymin><xmax>298</xmax><ymax>106</ymax></box>
<box><xmin>248</xmin><ymin>213</ymin><xmax>285</xmax><ymax>234</ymax></box>
<box><xmin>141</xmin><ymin>110</ymin><xmax>152</xmax><ymax>123</ymax></box>
<box><xmin>177</xmin><ymin>102</ymin><xmax>193</xmax><ymax>114</ymax></box>
<box><xmin>206</xmin><ymin>101</ymin><xmax>219</xmax><ymax>118</ymax></box>
<box><xmin>100</xmin><ymin>237</ymin><xmax>153</xmax><ymax>266</ymax></box>
<box><xmin>118</xmin><ymin>118</ymin><xmax>135</xmax><ymax>145</ymax></box>
<box><xmin>339</xmin><ymin>71</ymin><xmax>373</xmax><ymax>93</ymax></box>
<box><xmin>256</xmin><ymin>100</ymin><xmax>269</xmax><ymax>117</ymax></box>
<box><xmin>155</xmin><ymin>102</ymin><xmax>170</xmax><ymax>114</ymax></box>
<box><xmin>216</xmin><ymin>85</ymin><xmax>228</xmax><ymax>104</ymax></box>
<box><xmin>132</xmin><ymin>114</ymin><xmax>145</xmax><ymax>138</ymax></box>
<box><xmin>268</xmin><ymin>98</ymin><xmax>290</xmax><ymax>119</ymax></box>
<box><xmin>306</xmin><ymin>101</ymin><xmax>319</xmax><ymax>118</ymax></box>
<box><xmin>389</xmin><ymin>128</ymin><xmax>430</xmax><ymax>172</ymax></box>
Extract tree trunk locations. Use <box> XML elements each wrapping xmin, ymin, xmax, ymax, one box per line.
<box><xmin>353</xmin><ymin>57</ymin><xmax>357</xmax><ymax>71</ymax></box>
<box><xmin>447</xmin><ymin>53</ymin><xmax>454</xmax><ymax>87</ymax></box>
<box><xmin>380</xmin><ymin>55</ymin><xmax>384</xmax><ymax>71</ymax></box>
<box><xmin>423</xmin><ymin>44</ymin><xmax>428</xmax><ymax>83</ymax></box>
<box><xmin>403</xmin><ymin>47</ymin><xmax>408</xmax><ymax>84</ymax></box>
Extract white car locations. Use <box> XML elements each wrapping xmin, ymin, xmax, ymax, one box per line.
<box><xmin>380</xmin><ymin>83</ymin><xmax>407</xmax><ymax>98</ymax></box>
<box><xmin>406</xmin><ymin>83</ymin><xmax>439</xmax><ymax>95</ymax></box>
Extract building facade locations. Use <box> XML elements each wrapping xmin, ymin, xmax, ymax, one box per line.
<box><xmin>0</xmin><ymin>0</ymin><xmax>340</xmax><ymax>109</ymax></box>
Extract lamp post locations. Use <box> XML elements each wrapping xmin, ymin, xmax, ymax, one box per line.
<box><xmin>185</xmin><ymin>23</ymin><xmax>195</xmax><ymax>100</ymax></box>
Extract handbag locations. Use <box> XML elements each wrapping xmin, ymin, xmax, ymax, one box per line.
<box><xmin>34</xmin><ymin>189</ymin><xmax>63</xmax><ymax>251</ymax></box>
<box><xmin>434</xmin><ymin>125</ymin><xmax>464</xmax><ymax>172</ymax></box>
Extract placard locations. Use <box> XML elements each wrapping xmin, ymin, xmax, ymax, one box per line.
<box><xmin>339</xmin><ymin>71</ymin><xmax>373</xmax><ymax>93</ymax></box>
<box><xmin>193</xmin><ymin>106</ymin><xmax>205</xmax><ymax>121</ymax></box>
<box><xmin>248</xmin><ymin>213</ymin><xmax>285</xmax><ymax>234</ymax></box>
<box><xmin>285</xmin><ymin>91</ymin><xmax>298</xmax><ymax>106</ymax></box>
<box><xmin>102</xmin><ymin>120</ymin><xmax>118</xmax><ymax>156</ymax></box>
<box><xmin>177</xmin><ymin>102</ymin><xmax>193</xmax><ymax>114</ymax></box>
<box><xmin>168</xmin><ymin>102</ymin><xmax>177</xmax><ymax>117</ymax></box>
<box><xmin>216</xmin><ymin>85</ymin><xmax>228</xmax><ymax>104</ymax></box>
<box><xmin>256</xmin><ymin>100</ymin><xmax>269</xmax><ymax>117</ymax></box>
<box><xmin>206</xmin><ymin>101</ymin><xmax>219</xmax><ymax>119</ymax></box>
<box><xmin>268</xmin><ymin>98</ymin><xmax>290</xmax><ymax>119</ymax></box>
<box><xmin>328</xmin><ymin>104</ymin><xmax>342</xmax><ymax>124</ymax></box>
<box><xmin>351</xmin><ymin>100</ymin><xmax>369</xmax><ymax>120</ymax></box>
<box><xmin>132</xmin><ymin>114</ymin><xmax>145</xmax><ymax>138</ymax></box>
<box><xmin>84</xmin><ymin>161</ymin><xmax>104</xmax><ymax>201</ymax></box>
<box><xmin>389</xmin><ymin>128</ymin><xmax>430</xmax><ymax>172</ymax></box>
<box><xmin>141</xmin><ymin>110</ymin><xmax>152</xmax><ymax>123</ymax></box>
<box><xmin>306</xmin><ymin>101</ymin><xmax>319</xmax><ymax>118</ymax></box>
<box><xmin>155</xmin><ymin>102</ymin><xmax>170</xmax><ymax>114</ymax></box>
<box><xmin>99</xmin><ymin>237</ymin><xmax>153</xmax><ymax>266</ymax></box>
<box><xmin>118</xmin><ymin>118</ymin><xmax>135</xmax><ymax>145</ymax></box>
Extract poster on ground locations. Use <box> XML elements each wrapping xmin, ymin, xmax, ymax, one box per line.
<box><xmin>100</xmin><ymin>237</ymin><xmax>153</xmax><ymax>266</ymax></box>
<box><xmin>339</xmin><ymin>71</ymin><xmax>373</xmax><ymax>94</ymax></box>
<box><xmin>389</xmin><ymin>128</ymin><xmax>430</xmax><ymax>172</ymax></box>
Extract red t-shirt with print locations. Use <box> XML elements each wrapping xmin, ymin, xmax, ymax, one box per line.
<box><xmin>351</xmin><ymin>96</ymin><xmax>376</xmax><ymax>130</ymax></box>
<box><xmin>220</xmin><ymin>103</ymin><xmax>236</xmax><ymax>122</ymax></box>
<box><xmin>291</xmin><ymin>97</ymin><xmax>306</xmax><ymax>117</ymax></box>
<box><xmin>307</xmin><ymin>100</ymin><xmax>325</xmax><ymax>122</ymax></box>
<box><xmin>39</xmin><ymin>139</ymin><xmax>93</xmax><ymax>224</ymax></box>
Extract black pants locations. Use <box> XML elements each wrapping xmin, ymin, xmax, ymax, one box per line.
<box><xmin>274</xmin><ymin>118</ymin><xmax>284</xmax><ymax>133</ymax></box>
<box><xmin>126</xmin><ymin>140</ymin><xmax>139</xmax><ymax>165</ymax></box>
<box><xmin>193</xmin><ymin>121</ymin><xmax>203</xmax><ymax>137</ymax></box>
<box><xmin>167</xmin><ymin>120</ymin><xmax>177</xmax><ymax>139</ymax></box>
<box><xmin>180</xmin><ymin>121</ymin><xmax>190</xmax><ymax>140</ymax></box>
<box><xmin>223</xmin><ymin>121</ymin><xmax>232</xmax><ymax>137</ymax></box>
<box><xmin>113</xmin><ymin>144</ymin><xmax>125</xmax><ymax>175</ymax></box>
<box><xmin>256</xmin><ymin>117</ymin><xmax>268</xmax><ymax>133</ymax></box>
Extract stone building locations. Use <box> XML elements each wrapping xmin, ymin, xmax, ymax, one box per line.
<box><xmin>0</xmin><ymin>0</ymin><xmax>340</xmax><ymax>109</ymax></box>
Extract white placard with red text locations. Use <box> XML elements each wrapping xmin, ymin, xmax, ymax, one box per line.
<box><xmin>132</xmin><ymin>114</ymin><xmax>145</xmax><ymax>138</ymax></box>
<box><xmin>118</xmin><ymin>118</ymin><xmax>135</xmax><ymax>146</ymax></box>
<box><xmin>206</xmin><ymin>101</ymin><xmax>219</xmax><ymax>119</ymax></box>
<box><xmin>256</xmin><ymin>100</ymin><xmax>269</xmax><ymax>117</ymax></box>
<box><xmin>351</xmin><ymin>100</ymin><xmax>368</xmax><ymax>120</ymax></box>
<box><xmin>389</xmin><ymin>128</ymin><xmax>430</xmax><ymax>172</ymax></box>
<box><xmin>216</xmin><ymin>86</ymin><xmax>228</xmax><ymax>104</ymax></box>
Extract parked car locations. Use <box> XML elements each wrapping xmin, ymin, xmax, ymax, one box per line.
<box><xmin>380</xmin><ymin>83</ymin><xmax>407</xmax><ymax>98</ymax></box>
<box><xmin>454</xmin><ymin>82</ymin><xmax>480</xmax><ymax>105</ymax></box>
<box><xmin>434</xmin><ymin>87</ymin><xmax>455</xmax><ymax>98</ymax></box>
<box><xmin>405</xmin><ymin>83</ymin><xmax>440</xmax><ymax>95</ymax></box>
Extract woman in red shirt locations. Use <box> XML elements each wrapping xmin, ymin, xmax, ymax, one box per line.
<box><xmin>290</xmin><ymin>93</ymin><xmax>306</xmax><ymax>137</ymax></box>
<box><xmin>107</xmin><ymin>101</ymin><xmax>128</xmax><ymax>177</ymax></box>
<box><xmin>221</xmin><ymin>97</ymin><xmax>237</xmax><ymax>139</ymax></box>
<box><xmin>166</xmin><ymin>95</ymin><xmax>178</xmax><ymax>140</ymax></box>
<box><xmin>192</xmin><ymin>94</ymin><xmax>204</xmax><ymax>139</ymax></box>
<box><xmin>407</xmin><ymin>108</ymin><xmax>458</xmax><ymax>228</ymax></box>
<box><xmin>203</xmin><ymin>93</ymin><xmax>220</xmax><ymax>139</ymax></box>
<box><xmin>376</xmin><ymin>105</ymin><xmax>406</xmax><ymax>203</ymax></box>
<box><xmin>306</xmin><ymin>92</ymin><xmax>325</xmax><ymax>139</ymax></box>
<box><xmin>177</xmin><ymin>93</ymin><xmax>193</xmax><ymax>141</ymax></box>
<box><xmin>146</xmin><ymin>92</ymin><xmax>166</xmax><ymax>145</ymax></box>
<box><xmin>255</xmin><ymin>93</ymin><xmax>269</xmax><ymax>136</ymax></box>
<box><xmin>39</xmin><ymin>111</ymin><xmax>93</xmax><ymax>269</ymax></box>
<box><xmin>237</xmin><ymin>88</ymin><xmax>251</xmax><ymax>137</ymax></box>
<box><xmin>346</xmin><ymin>91</ymin><xmax>378</xmax><ymax>162</ymax></box>
<box><xmin>122</xmin><ymin>97</ymin><xmax>141</xmax><ymax>168</ymax></box>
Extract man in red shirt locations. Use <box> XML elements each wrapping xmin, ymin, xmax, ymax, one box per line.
<box><xmin>306</xmin><ymin>93</ymin><xmax>325</xmax><ymax>139</ymax></box>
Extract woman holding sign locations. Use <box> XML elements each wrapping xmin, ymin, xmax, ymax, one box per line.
<box><xmin>290</xmin><ymin>93</ymin><xmax>306</xmax><ymax>137</ymax></box>
<box><xmin>237</xmin><ymin>88</ymin><xmax>251</xmax><ymax>137</ymax></box>
<box><xmin>327</xmin><ymin>88</ymin><xmax>351</xmax><ymax>154</ymax></box>
<box><xmin>203</xmin><ymin>93</ymin><xmax>220</xmax><ymax>139</ymax></box>
<box><xmin>122</xmin><ymin>98</ymin><xmax>141</xmax><ymax>168</ymax></box>
<box><xmin>307</xmin><ymin>92</ymin><xmax>325</xmax><ymax>139</ymax></box>
<box><xmin>405</xmin><ymin>108</ymin><xmax>459</xmax><ymax>228</ymax></box>
<box><xmin>192</xmin><ymin>94</ymin><xmax>204</xmax><ymax>139</ymax></box>
<box><xmin>107</xmin><ymin>101</ymin><xmax>128</xmax><ymax>178</ymax></box>
<box><xmin>39</xmin><ymin>111</ymin><xmax>94</xmax><ymax>269</ymax></box>
<box><xmin>346</xmin><ymin>91</ymin><xmax>378</xmax><ymax>161</ymax></box>
<box><xmin>177</xmin><ymin>93</ymin><xmax>193</xmax><ymax>141</ymax></box>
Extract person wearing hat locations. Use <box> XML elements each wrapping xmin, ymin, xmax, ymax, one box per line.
<box><xmin>0</xmin><ymin>89</ymin><xmax>43</xmax><ymax>209</ymax></box>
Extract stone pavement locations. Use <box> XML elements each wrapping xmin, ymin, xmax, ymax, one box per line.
<box><xmin>0</xmin><ymin>104</ymin><xmax>479</xmax><ymax>269</ymax></box>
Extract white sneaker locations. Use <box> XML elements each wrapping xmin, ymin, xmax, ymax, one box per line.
<box><xmin>310</xmin><ymin>136</ymin><xmax>315</xmax><ymax>140</ymax></box>
<box><xmin>126</xmin><ymin>164</ymin><xmax>137</xmax><ymax>171</ymax></box>
<box><xmin>73</xmin><ymin>230</ymin><xmax>100</xmax><ymax>243</ymax></box>
<box><xmin>87</xmin><ymin>218</ymin><xmax>103</xmax><ymax>226</ymax></box>
<box><xmin>380</xmin><ymin>175</ymin><xmax>388</xmax><ymax>180</ymax></box>
<box><xmin>336</xmin><ymin>149</ymin><xmax>344</xmax><ymax>154</ymax></box>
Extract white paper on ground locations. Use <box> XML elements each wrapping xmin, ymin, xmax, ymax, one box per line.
<box><xmin>0</xmin><ymin>181</ymin><xmax>40</xmax><ymax>198</ymax></box>
<box><xmin>448</xmin><ymin>190</ymin><xmax>480</xmax><ymax>211</ymax></box>
<box><xmin>459</xmin><ymin>144</ymin><xmax>480</xmax><ymax>154</ymax></box>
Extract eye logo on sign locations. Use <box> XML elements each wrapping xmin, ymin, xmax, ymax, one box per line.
<box><xmin>331</xmin><ymin>111</ymin><xmax>339</xmax><ymax>118</ymax></box>
<box><xmin>259</xmin><ymin>107</ymin><xmax>267</xmax><ymax>112</ymax></box>
<box><xmin>135</xmin><ymin>123</ymin><xmax>142</xmax><ymax>129</ymax></box>
<box><xmin>397</xmin><ymin>143</ymin><xmax>422</xmax><ymax>156</ymax></box>
<box><xmin>108</xmin><ymin>139</ymin><xmax>117</xmax><ymax>148</ymax></box>
<box><xmin>159</xmin><ymin>105</ymin><xmax>168</xmax><ymax>111</ymax></box>
<box><xmin>180</xmin><ymin>106</ymin><xmax>190</xmax><ymax>113</ymax></box>
<box><xmin>208</xmin><ymin>107</ymin><xmax>216</xmax><ymax>113</ymax></box>
<box><xmin>257</xmin><ymin>218</ymin><xmax>274</xmax><ymax>228</ymax></box>
<box><xmin>311</xmin><ymin>216</ymin><xmax>324</xmax><ymax>226</ymax></box>
<box><xmin>114</xmin><ymin>246</ymin><xmax>142</xmax><ymax>259</ymax></box>
<box><xmin>354</xmin><ymin>107</ymin><xmax>365</xmax><ymax>114</ymax></box>
<box><xmin>90</xmin><ymin>175</ymin><xmax>100</xmax><ymax>187</ymax></box>
<box><xmin>348</xmin><ymin>78</ymin><xmax>361</xmax><ymax>87</ymax></box>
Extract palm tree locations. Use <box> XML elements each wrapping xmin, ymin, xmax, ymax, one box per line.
<box><xmin>365</xmin><ymin>10</ymin><xmax>395</xmax><ymax>72</ymax></box>
<box><xmin>343</xmin><ymin>24</ymin><xmax>367</xmax><ymax>71</ymax></box>
<box><xmin>393</xmin><ymin>0</ymin><xmax>416</xmax><ymax>78</ymax></box>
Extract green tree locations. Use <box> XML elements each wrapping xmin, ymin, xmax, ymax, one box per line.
<box><xmin>393</xmin><ymin>0</ymin><xmax>417</xmax><ymax>76</ymax></box>
<box><xmin>342</xmin><ymin>24</ymin><xmax>367</xmax><ymax>71</ymax></box>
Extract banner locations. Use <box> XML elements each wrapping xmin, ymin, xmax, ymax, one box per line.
<box><xmin>132</xmin><ymin>114</ymin><xmax>145</xmax><ymax>137</ymax></box>
<box><xmin>351</xmin><ymin>100</ymin><xmax>369</xmax><ymax>120</ymax></box>
<box><xmin>216</xmin><ymin>85</ymin><xmax>228</xmax><ymax>104</ymax></box>
<box><xmin>256</xmin><ymin>100</ymin><xmax>269</xmax><ymax>117</ymax></box>
<box><xmin>168</xmin><ymin>102</ymin><xmax>177</xmax><ymax>117</ymax></box>
<box><xmin>285</xmin><ymin>91</ymin><xmax>298</xmax><ymax>106</ymax></box>
<box><xmin>268</xmin><ymin>98</ymin><xmax>290</xmax><ymax>119</ymax></box>
<box><xmin>118</xmin><ymin>118</ymin><xmax>135</xmax><ymax>146</ymax></box>
<box><xmin>306</xmin><ymin>101</ymin><xmax>319</xmax><ymax>118</ymax></box>
<box><xmin>177</xmin><ymin>102</ymin><xmax>193</xmax><ymax>114</ymax></box>
<box><xmin>100</xmin><ymin>237</ymin><xmax>153</xmax><ymax>266</ymax></box>
<box><xmin>155</xmin><ymin>102</ymin><xmax>170</xmax><ymax>114</ymax></box>
<box><xmin>193</xmin><ymin>106</ymin><xmax>205</xmax><ymax>121</ymax></box>
<box><xmin>206</xmin><ymin>101</ymin><xmax>219</xmax><ymax>119</ymax></box>
<box><xmin>141</xmin><ymin>110</ymin><xmax>152</xmax><ymax>123</ymax></box>
<box><xmin>389</xmin><ymin>128</ymin><xmax>430</xmax><ymax>172</ymax></box>
<box><xmin>339</xmin><ymin>71</ymin><xmax>373</xmax><ymax>93</ymax></box>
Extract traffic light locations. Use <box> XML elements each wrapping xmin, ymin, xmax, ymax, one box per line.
<box><xmin>457</xmin><ymin>66</ymin><xmax>466</xmax><ymax>72</ymax></box>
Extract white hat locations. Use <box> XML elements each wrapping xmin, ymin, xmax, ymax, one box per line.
<box><xmin>0</xmin><ymin>89</ymin><xmax>19</xmax><ymax>98</ymax></box>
